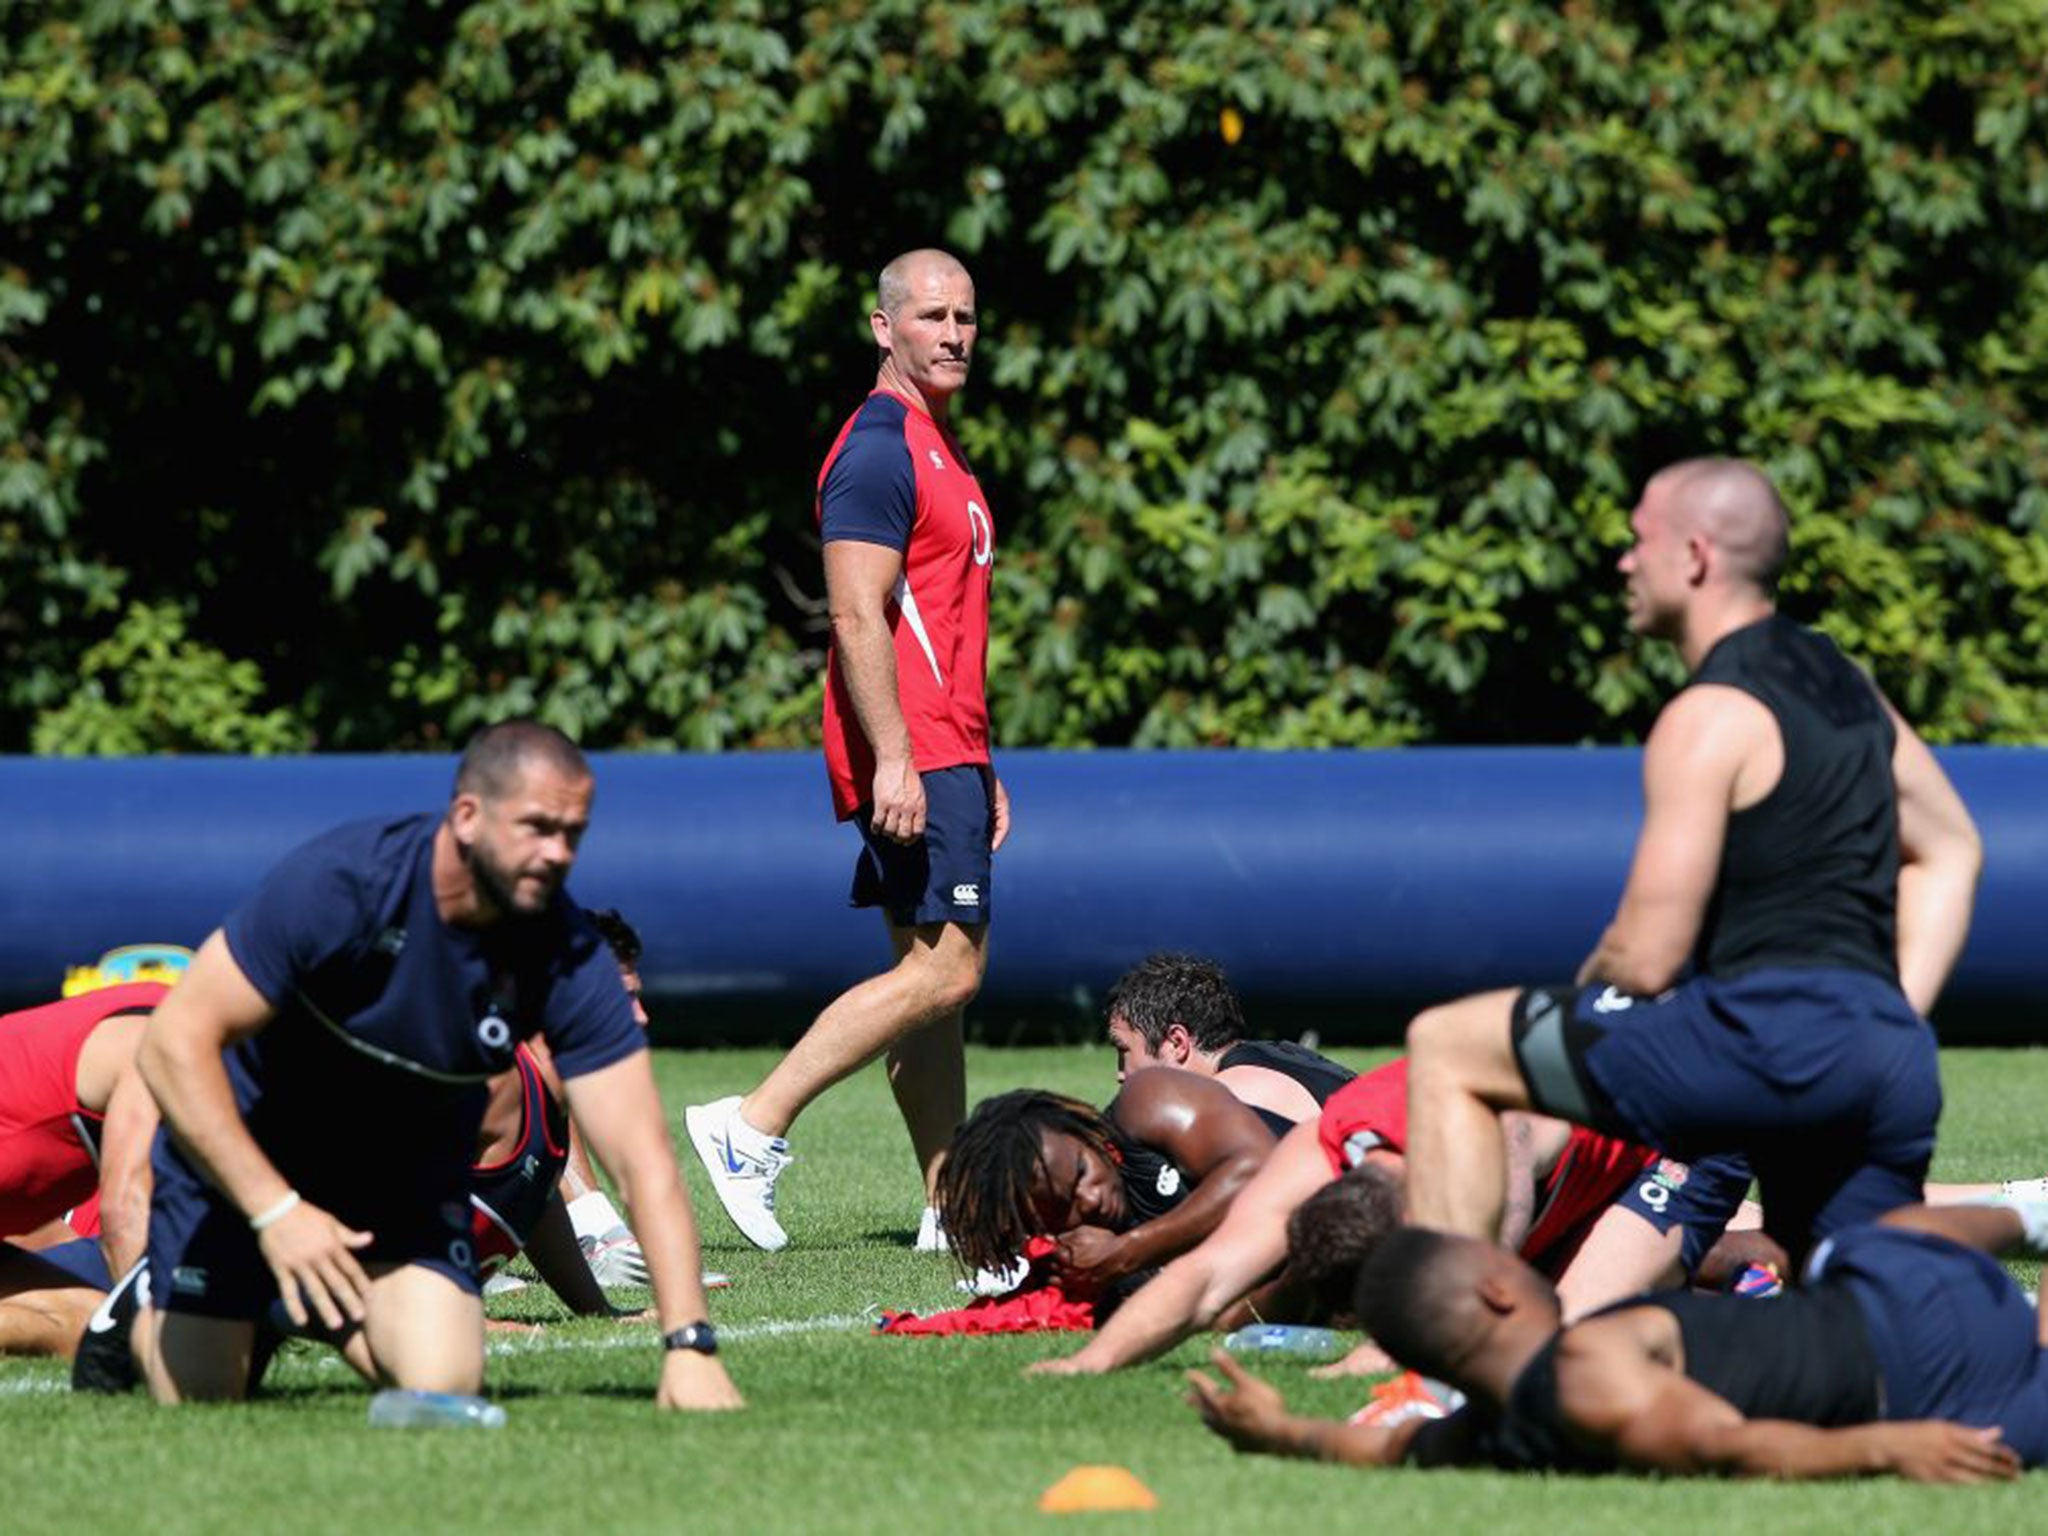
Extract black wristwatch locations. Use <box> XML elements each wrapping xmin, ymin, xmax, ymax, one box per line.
<box><xmin>663</xmin><ymin>1321</ymin><xmax>719</xmax><ymax>1356</ymax></box>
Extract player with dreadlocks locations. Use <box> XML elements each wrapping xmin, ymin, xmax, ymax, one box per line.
<box><xmin>936</xmin><ymin>1070</ymin><xmax>1276</xmax><ymax>1299</ymax></box>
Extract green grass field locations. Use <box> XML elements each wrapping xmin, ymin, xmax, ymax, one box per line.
<box><xmin>6</xmin><ymin>1045</ymin><xmax>2046</xmax><ymax>1535</ymax></box>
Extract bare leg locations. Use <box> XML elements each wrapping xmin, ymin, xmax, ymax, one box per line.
<box><xmin>360</xmin><ymin>1262</ymin><xmax>484</xmax><ymax>1393</ymax></box>
<box><xmin>888</xmin><ymin>1016</ymin><xmax>967</xmax><ymax>1204</ymax></box>
<box><xmin>1403</xmin><ymin>990</ymin><xmax>1533</xmax><ymax>1236</ymax></box>
<box><xmin>0</xmin><ymin>1247</ymin><xmax>99</xmax><ymax>1358</ymax></box>
<box><xmin>143</xmin><ymin>1311</ymin><xmax>256</xmax><ymax>1403</ymax></box>
<box><xmin>742</xmin><ymin>921</ymin><xmax>985</xmax><ymax>1140</ymax></box>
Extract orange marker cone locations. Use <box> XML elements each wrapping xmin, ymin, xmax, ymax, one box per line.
<box><xmin>1038</xmin><ymin>1465</ymin><xmax>1159</xmax><ymax>1513</ymax></box>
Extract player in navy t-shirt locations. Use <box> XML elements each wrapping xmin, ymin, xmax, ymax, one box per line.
<box><xmin>688</xmin><ymin>249</ymin><xmax>1011</xmax><ymax>1255</ymax></box>
<box><xmin>130</xmin><ymin>721</ymin><xmax>741</xmax><ymax>1411</ymax></box>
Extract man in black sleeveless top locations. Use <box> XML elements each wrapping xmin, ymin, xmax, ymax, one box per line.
<box><xmin>1403</xmin><ymin>460</ymin><xmax>1981</xmax><ymax>1262</ymax></box>
<box><xmin>1186</xmin><ymin>1200</ymin><xmax>2042</xmax><ymax>1480</ymax></box>
<box><xmin>1103</xmin><ymin>953</ymin><xmax>1354</xmax><ymax>1134</ymax></box>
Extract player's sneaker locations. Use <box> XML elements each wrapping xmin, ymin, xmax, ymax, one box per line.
<box><xmin>482</xmin><ymin>1272</ymin><xmax>529</xmax><ymax>1297</ymax></box>
<box><xmin>1347</xmin><ymin>1370</ymin><xmax>1466</xmax><ymax>1428</ymax></box>
<box><xmin>914</xmin><ymin>1205</ymin><xmax>950</xmax><ymax>1253</ymax></box>
<box><xmin>580</xmin><ymin>1228</ymin><xmax>650</xmax><ymax>1287</ymax></box>
<box><xmin>685</xmin><ymin>1096</ymin><xmax>794</xmax><ymax>1252</ymax></box>
<box><xmin>956</xmin><ymin>1255</ymin><xmax>1033</xmax><ymax>1298</ymax></box>
<box><xmin>72</xmin><ymin>1257</ymin><xmax>149</xmax><ymax>1395</ymax></box>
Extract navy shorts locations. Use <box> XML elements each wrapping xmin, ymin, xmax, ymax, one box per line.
<box><xmin>1814</xmin><ymin>1225</ymin><xmax>2048</xmax><ymax>1465</ymax></box>
<box><xmin>23</xmin><ymin>1237</ymin><xmax>114</xmax><ymax>1291</ymax></box>
<box><xmin>1511</xmin><ymin>968</ymin><xmax>1939</xmax><ymax>1259</ymax></box>
<box><xmin>850</xmin><ymin>764</ymin><xmax>993</xmax><ymax>928</ymax></box>
<box><xmin>1612</xmin><ymin>1151</ymin><xmax>1756</xmax><ymax>1277</ymax></box>
<box><xmin>148</xmin><ymin>1141</ymin><xmax>479</xmax><ymax>1321</ymax></box>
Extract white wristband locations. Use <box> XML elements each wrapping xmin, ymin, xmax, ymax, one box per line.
<box><xmin>249</xmin><ymin>1190</ymin><xmax>301</xmax><ymax>1232</ymax></box>
<box><xmin>567</xmin><ymin>1191</ymin><xmax>626</xmax><ymax>1242</ymax></box>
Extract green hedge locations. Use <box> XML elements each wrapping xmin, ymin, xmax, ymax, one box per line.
<box><xmin>5</xmin><ymin>1</ymin><xmax>2046</xmax><ymax>752</ymax></box>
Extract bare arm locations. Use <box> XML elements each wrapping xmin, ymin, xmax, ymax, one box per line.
<box><xmin>824</xmin><ymin>538</ymin><xmax>923</xmax><ymax>841</ymax></box>
<box><xmin>1496</xmin><ymin>1112</ymin><xmax>1545</xmax><ymax>1253</ymax></box>
<box><xmin>1185</xmin><ymin>1349</ymin><xmax>1447</xmax><ymax>1467</ymax></box>
<box><xmin>93</xmin><ymin>1053</ymin><xmax>161</xmax><ymax>1279</ymax></box>
<box><xmin>1061</xmin><ymin>1069</ymin><xmax>1276</xmax><ymax>1283</ymax></box>
<box><xmin>1579</xmin><ymin>688</ymin><xmax>1763</xmax><ymax>995</ymax></box>
<box><xmin>1035</xmin><ymin>1119</ymin><xmax>1330</xmax><ymax>1375</ymax></box>
<box><xmin>1884</xmin><ymin>699</ymin><xmax>1982</xmax><ymax>1015</ymax></box>
<box><xmin>137</xmin><ymin>930</ymin><xmax>372</xmax><ymax>1330</ymax></box>
<box><xmin>1561</xmin><ymin>1317</ymin><xmax>2018</xmax><ymax>1482</ymax></box>
<box><xmin>563</xmin><ymin>1052</ymin><xmax>741</xmax><ymax>1410</ymax></box>
<box><xmin>520</xmin><ymin>1192</ymin><xmax>627</xmax><ymax>1318</ymax></box>
<box><xmin>73</xmin><ymin>1009</ymin><xmax>157</xmax><ymax>1279</ymax></box>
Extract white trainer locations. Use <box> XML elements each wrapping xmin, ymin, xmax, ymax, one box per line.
<box><xmin>685</xmin><ymin>1096</ymin><xmax>794</xmax><ymax>1252</ymax></box>
<box><xmin>957</xmin><ymin>1255</ymin><xmax>1033</xmax><ymax>1298</ymax></box>
<box><xmin>913</xmin><ymin>1205</ymin><xmax>949</xmax><ymax>1253</ymax></box>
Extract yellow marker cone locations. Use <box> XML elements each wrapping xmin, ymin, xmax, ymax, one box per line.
<box><xmin>1038</xmin><ymin>1465</ymin><xmax>1159</xmax><ymax>1513</ymax></box>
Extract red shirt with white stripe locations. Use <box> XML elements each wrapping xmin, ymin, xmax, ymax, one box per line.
<box><xmin>817</xmin><ymin>388</ymin><xmax>994</xmax><ymax>820</ymax></box>
<box><xmin>1316</xmin><ymin>1057</ymin><xmax>1657</xmax><ymax>1276</ymax></box>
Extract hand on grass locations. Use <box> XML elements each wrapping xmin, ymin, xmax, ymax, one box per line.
<box><xmin>1882</xmin><ymin>1422</ymin><xmax>2019</xmax><ymax>1483</ymax></box>
<box><xmin>1186</xmin><ymin>1348</ymin><xmax>1292</xmax><ymax>1456</ymax></box>
<box><xmin>658</xmin><ymin>1349</ymin><xmax>744</xmax><ymax>1412</ymax></box>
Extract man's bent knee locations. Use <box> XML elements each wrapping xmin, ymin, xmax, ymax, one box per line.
<box><xmin>145</xmin><ymin>1310</ymin><xmax>256</xmax><ymax>1403</ymax></box>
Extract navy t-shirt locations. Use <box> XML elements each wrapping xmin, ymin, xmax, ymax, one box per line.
<box><xmin>201</xmin><ymin>813</ymin><xmax>642</xmax><ymax>1222</ymax></box>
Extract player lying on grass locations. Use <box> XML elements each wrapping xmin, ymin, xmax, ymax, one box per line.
<box><xmin>1188</xmin><ymin>1199</ymin><xmax>2048</xmax><ymax>1480</ymax></box>
<box><xmin>1029</xmin><ymin>1055</ymin><xmax>1749</xmax><ymax>1375</ymax></box>
<box><xmin>0</xmin><ymin>971</ymin><xmax>174</xmax><ymax>1358</ymax></box>
<box><xmin>1101</xmin><ymin>953</ymin><xmax>1353</xmax><ymax>1130</ymax></box>
<box><xmin>935</xmin><ymin>1070</ymin><xmax>1276</xmax><ymax>1304</ymax></box>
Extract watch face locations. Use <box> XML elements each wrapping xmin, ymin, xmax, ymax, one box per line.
<box><xmin>667</xmin><ymin>1323</ymin><xmax>718</xmax><ymax>1355</ymax></box>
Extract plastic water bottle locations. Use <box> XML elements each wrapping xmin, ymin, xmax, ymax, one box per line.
<box><xmin>366</xmin><ymin>1388</ymin><xmax>508</xmax><ymax>1428</ymax></box>
<box><xmin>1221</xmin><ymin>1324</ymin><xmax>1345</xmax><ymax>1361</ymax></box>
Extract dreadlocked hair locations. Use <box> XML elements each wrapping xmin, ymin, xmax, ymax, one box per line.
<box><xmin>934</xmin><ymin>1090</ymin><xmax>1120</xmax><ymax>1277</ymax></box>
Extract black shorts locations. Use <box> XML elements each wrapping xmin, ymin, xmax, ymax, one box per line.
<box><xmin>850</xmin><ymin>764</ymin><xmax>993</xmax><ymax>928</ymax></box>
<box><xmin>148</xmin><ymin>1142</ymin><xmax>479</xmax><ymax>1321</ymax></box>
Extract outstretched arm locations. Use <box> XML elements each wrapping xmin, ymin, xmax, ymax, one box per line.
<box><xmin>521</xmin><ymin>1193</ymin><xmax>632</xmax><ymax>1318</ymax></box>
<box><xmin>563</xmin><ymin>1053</ymin><xmax>741</xmax><ymax>1411</ymax></box>
<box><xmin>1186</xmin><ymin>1349</ymin><xmax>1451</xmax><ymax>1467</ymax></box>
<box><xmin>1560</xmin><ymin>1316</ymin><xmax>2018</xmax><ymax>1482</ymax></box>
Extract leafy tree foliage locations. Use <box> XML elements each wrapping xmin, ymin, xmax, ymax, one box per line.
<box><xmin>3</xmin><ymin>1</ymin><xmax>2045</xmax><ymax>753</ymax></box>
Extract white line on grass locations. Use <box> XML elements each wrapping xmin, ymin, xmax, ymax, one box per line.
<box><xmin>487</xmin><ymin>1310</ymin><xmax>870</xmax><ymax>1358</ymax></box>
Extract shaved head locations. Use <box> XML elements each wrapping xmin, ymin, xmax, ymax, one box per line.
<box><xmin>1654</xmin><ymin>458</ymin><xmax>1790</xmax><ymax>594</ymax></box>
<box><xmin>877</xmin><ymin>249</ymin><xmax>971</xmax><ymax>319</ymax></box>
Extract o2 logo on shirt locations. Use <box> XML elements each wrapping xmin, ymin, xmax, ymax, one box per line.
<box><xmin>475</xmin><ymin>1010</ymin><xmax>513</xmax><ymax>1056</ymax></box>
<box><xmin>966</xmin><ymin>500</ymin><xmax>993</xmax><ymax>566</ymax></box>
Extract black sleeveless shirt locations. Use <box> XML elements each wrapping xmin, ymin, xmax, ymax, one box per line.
<box><xmin>1442</xmin><ymin>1284</ymin><xmax>1882</xmax><ymax>1472</ymax></box>
<box><xmin>1689</xmin><ymin>615</ymin><xmax>1899</xmax><ymax>981</ymax></box>
<box><xmin>1215</xmin><ymin>1038</ymin><xmax>1356</xmax><ymax>1115</ymax></box>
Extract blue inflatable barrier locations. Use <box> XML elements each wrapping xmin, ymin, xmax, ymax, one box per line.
<box><xmin>4</xmin><ymin>749</ymin><xmax>2042</xmax><ymax>1039</ymax></box>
